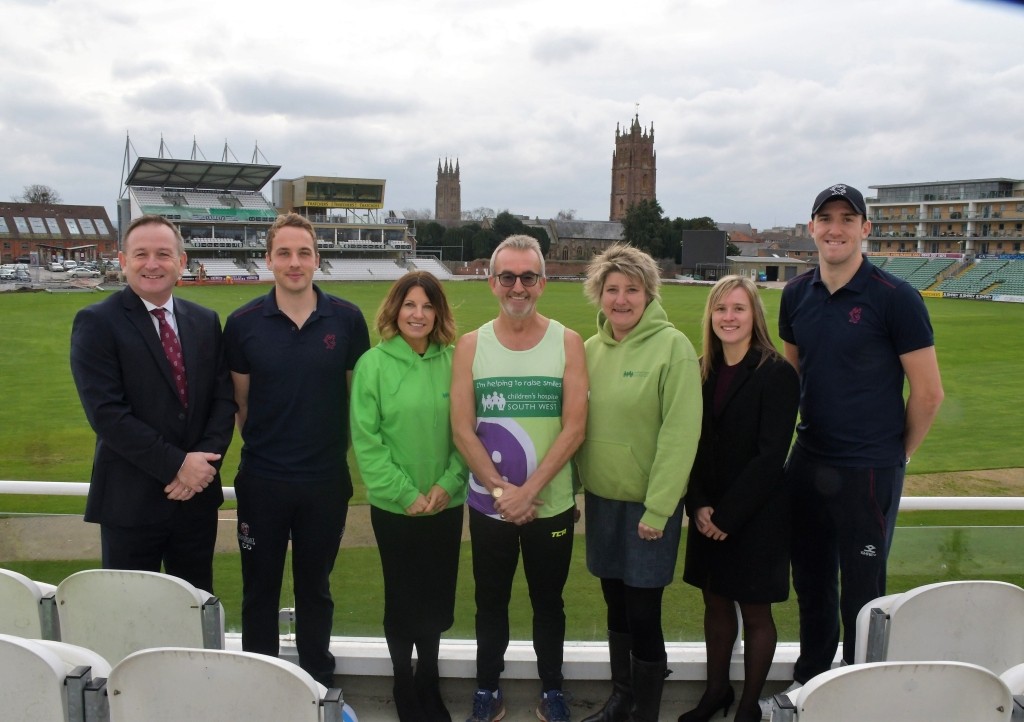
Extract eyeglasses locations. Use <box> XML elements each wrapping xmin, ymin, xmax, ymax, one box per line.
<box><xmin>494</xmin><ymin>272</ymin><xmax>541</xmax><ymax>288</ymax></box>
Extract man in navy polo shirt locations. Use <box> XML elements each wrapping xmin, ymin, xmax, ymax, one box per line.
<box><xmin>224</xmin><ymin>213</ymin><xmax>370</xmax><ymax>686</ymax></box>
<box><xmin>779</xmin><ymin>184</ymin><xmax>944</xmax><ymax>684</ymax></box>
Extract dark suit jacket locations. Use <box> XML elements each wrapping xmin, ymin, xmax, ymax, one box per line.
<box><xmin>70</xmin><ymin>287</ymin><xmax>236</xmax><ymax>527</ymax></box>
<box><xmin>683</xmin><ymin>349</ymin><xmax>799</xmax><ymax>602</ymax></box>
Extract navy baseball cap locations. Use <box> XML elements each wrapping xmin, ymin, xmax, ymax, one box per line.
<box><xmin>811</xmin><ymin>184</ymin><xmax>867</xmax><ymax>216</ymax></box>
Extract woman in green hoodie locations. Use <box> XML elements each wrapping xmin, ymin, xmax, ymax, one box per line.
<box><xmin>351</xmin><ymin>271</ymin><xmax>467</xmax><ymax>722</ymax></box>
<box><xmin>576</xmin><ymin>244</ymin><xmax>702</xmax><ymax>722</ymax></box>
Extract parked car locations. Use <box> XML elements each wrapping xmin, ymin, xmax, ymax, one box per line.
<box><xmin>13</xmin><ymin>269</ymin><xmax>31</xmax><ymax>282</ymax></box>
<box><xmin>49</xmin><ymin>261</ymin><xmax>65</xmax><ymax>272</ymax></box>
<box><xmin>0</xmin><ymin>268</ymin><xmax>15</xmax><ymax>281</ymax></box>
<box><xmin>63</xmin><ymin>260</ymin><xmax>79</xmax><ymax>270</ymax></box>
<box><xmin>68</xmin><ymin>266</ymin><xmax>101</xmax><ymax>279</ymax></box>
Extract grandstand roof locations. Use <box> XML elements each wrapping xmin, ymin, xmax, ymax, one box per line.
<box><xmin>125</xmin><ymin>157</ymin><xmax>280</xmax><ymax>192</ymax></box>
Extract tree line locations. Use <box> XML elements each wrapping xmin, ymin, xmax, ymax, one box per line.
<box><xmin>413</xmin><ymin>211</ymin><xmax>552</xmax><ymax>263</ymax></box>
<box><xmin>621</xmin><ymin>199</ymin><xmax>728</xmax><ymax>262</ymax></box>
<box><xmin>409</xmin><ymin>200</ymin><xmax>729</xmax><ymax>264</ymax></box>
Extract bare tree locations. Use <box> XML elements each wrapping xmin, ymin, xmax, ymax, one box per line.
<box><xmin>556</xmin><ymin>208</ymin><xmax>577</xmax><ymax>221</ymax></box>
<box><xmin>463</xmin><ymin>206</ymin><xmax>495</xmax><ymax>221</ymax></box>
<box><xmin>402</xmin><ymin>208</ymin><xmax>433</xmax><ymax>220</ymax></box>
<box><xmin>13</xmin><ymin>184</ymin><xmax>63</xmax><ymax>205</ymax></box>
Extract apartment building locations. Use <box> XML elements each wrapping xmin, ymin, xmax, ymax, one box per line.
<box><xmin>866</xmin><ymin>178</ymin><xmax>1024</xmax><ymax>256</ymax></box>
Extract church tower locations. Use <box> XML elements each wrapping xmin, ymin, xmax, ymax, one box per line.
<box><xmin>435</xmin><ymin>158</ymin><xmax>462</xmax><ymax>222</ymax></box>
<box><xmin>609</xmin><ymin>114</ymin><xmax>656</xmax><ymax>221</ymax></box>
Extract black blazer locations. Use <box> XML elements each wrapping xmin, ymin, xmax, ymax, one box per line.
<box><xmin>683</xmin><ymin>349</ymin><xmax>799</xmax><ymax>601</ymax></box>
<box><xmin>70</xmin><ymin>287</ymin><xmax>236</xmax><ymax>526</ymax></box>
<box><xmin>686</xmin><ymin>349</ymin><xmax>800</xmax><ymax>532</ymax></box>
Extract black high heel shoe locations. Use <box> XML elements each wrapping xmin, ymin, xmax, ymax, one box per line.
<box><xmin>677</xmin><ymin>685</ymin><xmax>735</xmax><ymax>722</ymax></box>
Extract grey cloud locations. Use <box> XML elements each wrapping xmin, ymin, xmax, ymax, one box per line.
<box><xmin>113</xmin><ymin>59</ymin><xmax>173</xmax><ymax>81</ymax></box>
<box><xmin>531</xmin><ymin>33</ymin><xmax>601</xmax><ymax>64</ymax></box>
<box><xmin>126</xmin><ymin>80</ymin><xmax>221</xmax><ymax>114</ymax></box>
<box><xmin>220</xmin><ymin>75</ymin><xmax>415</xmax><ymax>120</ymax></box>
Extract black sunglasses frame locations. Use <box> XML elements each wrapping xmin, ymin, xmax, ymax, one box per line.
<box><xmin>494</xmin><ymin>272</ymin><xmax>541</xmax><ymax>288</ymax></box>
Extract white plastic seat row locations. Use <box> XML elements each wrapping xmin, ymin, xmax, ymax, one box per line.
<box><xmin>0</xmin><ymin>637</ymin><xmax>356</xmax><ymax>722</ymax></box>
<box><xmin>854</xmin><ymin>580</ymin><xmax>1024</xmax><ymax>674</ymax></box>
<box><xmin>1</xmin><ymin>567</ymin><xmax>223</xmax><ymax>662</ymax></box>
<box><xmin>773</xmin><ymin>580</ymin><xmax>1024</xmax><ymax>720</ymax></box>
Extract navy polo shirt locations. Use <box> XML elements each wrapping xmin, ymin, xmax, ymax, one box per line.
<box><xmin>779</xmin><ymin>256</ymin><xmax>934</xmax><ymax>467</ymax></box>
<box><xmin>224</xmin><ymin>285</ymin><xmax>370</xmax><ymax>489</ymax></box>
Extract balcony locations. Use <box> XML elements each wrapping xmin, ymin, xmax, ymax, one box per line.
<box><xmin>2</xmin><ymin>480</ymin><xmax>1022</xmax><ymax>720</ymax></box>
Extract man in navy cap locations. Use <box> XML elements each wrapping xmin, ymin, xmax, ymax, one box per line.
<box><xmin>778</xmin><ymin>184</ymin><xmax>945</xmax><ymax>683</ymax></box>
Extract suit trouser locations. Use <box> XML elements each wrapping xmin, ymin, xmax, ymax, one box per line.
<box><xmin>788</xmin><ymin>447</ymin><xmax>904</xmax><ymax>683</ymax></box>
<box><xmin>100</xmin><ymin>504</ymin><xmax>218</xmax><ymax>593</ymax></box>
<box><xmin>235</xmin><ymin>471</ymin><xmax>348</xmax><ymax>686</ymax></box>
<box><xmin>469</xmin><ymin>506</ymin><xmax>574</xmax><ymax>692</ymax></box>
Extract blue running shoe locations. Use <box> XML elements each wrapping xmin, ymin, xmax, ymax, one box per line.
<box><xmin>466</xmin><ymin>688</ymin><xmax>504</xmax><ymax>722</ymax></box>
<box><xmin>536</xmin><ymin>689</ymin><xmax>571</xmax><ymax>722</ymax></box>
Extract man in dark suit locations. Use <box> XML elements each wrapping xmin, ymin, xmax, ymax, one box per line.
<box><xmin>70</xmin><ymin>214</ymin><xmax>236</xmax><ymax>593</ymax></box>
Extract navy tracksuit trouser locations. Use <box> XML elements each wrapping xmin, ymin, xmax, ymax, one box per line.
<box><xmin>788</xmin><ymin>447</ymin><xmax>905</xmax><ymax>683</ymax></box>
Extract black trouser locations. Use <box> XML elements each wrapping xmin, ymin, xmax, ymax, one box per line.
<box><xmin>235</xmin><ymin>471</ymin><xmax>348</xmax><ymax>686</ymax></box>
<box><xmin>469</xmin><ymin>506</ymin><xmax>574</xmax><ymax>692</ymax></box>
<box><xmin>788</xmin><ymin>448</ymin><xmax>904</xmax><ymax>682</ymax></box>
<box><xmin>100</xmin><ymin>504</ymin><xmax>218</xmax><ymax>593</ymax></box>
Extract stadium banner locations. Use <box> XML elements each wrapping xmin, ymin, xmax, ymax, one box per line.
<box><xmin>182</xmin><ymin>274</ymin><xmax>260</xmax><ymax>283</ymax></box>
<box><xmin>143</xmin><ymin>206</ymin><xmax>277</xmax><ymax>221</ymax></box>
<box><xmin>942</xmin><ymin>292</ymin><xmax>993</xmax><ymax>301</ymax></box>
<box><xmin>920</xmin><ymin>290</ymin><xmax>943</xmax><ymax>298</ymax></box>
<box><xmin>992</xmin><ymin>294</ymin><xmax>1024</xmax><ymax>304</ymax></box>
<box><xmin>304</xmin><ymin>200</ymin><xmax>384</xmax><ymax>209</ymax></box>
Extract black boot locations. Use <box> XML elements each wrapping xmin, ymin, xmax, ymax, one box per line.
<box><xmin>628</xmin><ymin>654</ymin><xmax>667</xmax><ymax>722</ymax></box>
<box><xmin>582</xmin><ymin>630</ymin><xmax>633</xmax><ymax>722</ymax></box>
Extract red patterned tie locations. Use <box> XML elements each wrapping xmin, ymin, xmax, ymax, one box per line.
<box><xmin>151</xmin><ymin>307</ymin><xmax>189</xmax><ymax>408</ymax></box>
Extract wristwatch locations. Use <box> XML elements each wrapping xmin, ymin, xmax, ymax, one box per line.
<box><xmin>491</xmin><ymin>487</ymin><xmax>503</xmax><ymax>499</ymax></box>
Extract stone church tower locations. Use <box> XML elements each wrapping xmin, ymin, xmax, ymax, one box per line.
<box><xmin>435</xmin><ymin>158</ymin><xmax>461</xmax><ymax>221</ymax></box>
<box><xmin>609</xmin><ymin>115</ymin><xmax>656</xmax><ymax>221</ymax></box>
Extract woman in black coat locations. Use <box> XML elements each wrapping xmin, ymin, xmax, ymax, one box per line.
<box><xmin>679</xmin><ymin>275</ymin><xmax>800</xmax><ymax>722</ymax></box>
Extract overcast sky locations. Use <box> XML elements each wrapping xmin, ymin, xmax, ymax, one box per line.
<box><xmin>2</xmin><ymin>0</ymin><xmax>1023</xmax><ymax>231</ymax></box>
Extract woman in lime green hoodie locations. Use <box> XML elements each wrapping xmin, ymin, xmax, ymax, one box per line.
<box><xmin>351</xmin><ymin>272</ymin><xmax>467</xmax><ymax>722</ymax></box>
<box><xmin>575</xmin><ymin>244</ymin><xmax>702</xmax><ymax>722</ymax></box>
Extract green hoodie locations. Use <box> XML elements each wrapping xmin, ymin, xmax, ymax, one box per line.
<box><xmin>351</xmin><ymin>335</ymin><xmax>468</xmax><ymax>514</ymax></box>
<box><xmin>575</xmin><ymin>299</ymin><xmax>702</xmax><ymax>530</ymax></box>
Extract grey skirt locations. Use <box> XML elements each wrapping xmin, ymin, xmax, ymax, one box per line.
<box><xmin>584</xmin><ymin>491</ymin><xmax>684</xmax><ymax>588</ymax></box>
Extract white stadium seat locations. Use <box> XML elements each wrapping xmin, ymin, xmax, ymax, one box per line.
<box><xmin>0</xmin><ymin>633</ymin><xmax>109</xmax><ymax>722</ymax></box>
<box><xmin>0</xmin><ymin>567</ymin><xmax>57</xmax><ymax>638</ymax></box>
<box><xmin>773</xmin><ymin>661</ymin><xmax>1012</xmax><ymax>722</ymax></box>
<box><xmin>107</xmin><ymin>647</ymin><xmax>349</xmax><ymax>722</ymax></box>
<box><xmin>56</xmin><ymin>569</ymin><xmax>223</xmax><ymax>664</ymax></box>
